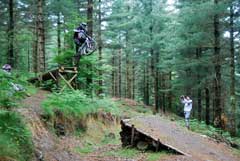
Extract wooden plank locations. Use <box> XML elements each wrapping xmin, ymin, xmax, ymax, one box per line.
<box><xmin>131</xmin><ymin>125</ymin><xmax>135</xmax><ymax>146</ymax></box>
<box><xmin>121</xmin><ymin>118</ymin><xmax>191</xmax><ymax>157</ymax></box>
<box><xmin>49</xmin><ymin>72</ymin><xmax>57</xmax><ymax>81</ymax></box>
<box><xmin>59</xmin><ymin>70</ymin><xmax>78</xmax><ymax>73</ymax></box>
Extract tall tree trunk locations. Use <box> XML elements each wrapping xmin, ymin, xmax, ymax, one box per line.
<box><xmin>196</xmin><ymin>48</ymin><xmax>202</xmax><ymax>121</ymax></box>
<box><xmin>154</xmin><ymin>52</ymin><xmax>160</xmax><ymax>112</ymax></box>
<box><xmin>57</xmin><ymin>10</ymin><xmax>61</xmax><ymax>55</ymax></box>
<box><xmin>162</xmin><ymin>73</ymin><xmax>166</xmax><ymax>113</ymax></box>
<box><xmin>144</xmin><ymin>60</ymin><xmax>150</xmax><ymax>105</ymax></box>
<box><xmin>126</xmin><ymin>52</ymin><xmax>132</xmax><ymax>98</ymax></box>
<box><xmin>8</xmin><ymin>0</ymin><xmax>14</xmax><ymax>67</ymax></box>
<box><xmin>87</xmin><ymin>0</ymin><xmax>93</xmax><ymax>37</ymax></box>
<box><xmin>132</xmin><ymin>61</ymin><xmax>135</xmax><ymax>99</ymax></box>
<box><xmin>111</xmin><ymin>53</ymin><xmax>115</xmax><ymax>97</ymax></box>
<box><xmin>98</xmin><ymin>0</ymin><xmax>103</xmax><ymax>95</ymax></box>
<box><xmin>87</xmin><ymin>0</ymin><xmax>93</xmax><ymax>89</ymax></box>
<box><xmin>167</xmin><ymin>72</ymin><xmax>172</xmax><ymax>111</ymax></box>
<box><xmin>118</xmin><ymin>48</ymin><xmax>122</xmax><ymax>98</ymax></box>
<box><xmin>32</xmin><ymin>22</ymin><xmax>38</xmax><ymax>73</ymax></box>
<box><xmin>213</xmin><ymin>0</ymin><xmax>222</xmax><ymax>128</ymax></box>
<box><xmin>229</xmin><ymin>4</ymin><xmax>236</xmax><ymax>136</ymax></box>
<box><xmin>205</xmin><ymin>87</ymin><xmax>210</xmax><ymax>125</ymax></box>
<box><xmin>37</xmin><ymin>0</ymin><xmax>45</xmax><ymax>72</ymax></box>
<box><xmin>198</xmin><ymin>88</ymin><xmax>202</xmax><ymax>121</ymax></box>
<box><xmin>125</xmin><ymin>29</ymin><xmax>132</xmax><ymax>98</ymax></box>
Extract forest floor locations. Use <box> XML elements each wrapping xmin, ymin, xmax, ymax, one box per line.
<box><xmin>16</xmin><ymin>90</ymin><xmax>240</xmax><ymax>161</ymax></box>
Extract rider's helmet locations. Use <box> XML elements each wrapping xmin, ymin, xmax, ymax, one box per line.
<box><xmin>79</xmin><ymin>23</ymin><xmax>87</xmax><ymax>31</ymax></box>
<box><xmin>2</xmin><ymin>64</ymin><xmax>12</xmax><ymax>72</ymax></box>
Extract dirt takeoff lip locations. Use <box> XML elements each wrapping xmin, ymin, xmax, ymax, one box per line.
<box><xmin>120</xmin><ymin>116</ymin><xmax>239</xmax><ymax>161</ymax></box>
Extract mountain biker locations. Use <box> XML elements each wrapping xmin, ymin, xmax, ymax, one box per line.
<box><xmin>73</xmin><ymin>23</ymin><xmax>88</xmax><ymax>55</ymax></box>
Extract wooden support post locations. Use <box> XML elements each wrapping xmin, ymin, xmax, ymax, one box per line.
<box><xmin>156</xmin><ymin>139</ymin><xmax>160</xmax><ymax>152</ymax></box>
<box><xmin>49</xmin><ymin>71</ymin><xmax>57</xmax><ymax>81</ymax></box>
<box><xmin>131</xmin><ymin>125</ymin><xmax>135</xmax><ymax>146</ymax></box>
<box><xmin>59</xmin><ymin>73</ymin><xmax>78</xmax><ymax>92</ymax></box>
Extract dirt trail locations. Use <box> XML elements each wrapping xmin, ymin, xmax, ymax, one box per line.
<box><xmin>16</xmin><ymin>90</ymin><xmax>83</xmax><ymax>161</ymax></box>
<box><xmin>15</xmin><ymin>90</ymin><xmax>240</xmax><ymax>161</ymax></box>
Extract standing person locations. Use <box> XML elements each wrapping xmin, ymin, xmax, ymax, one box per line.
<box><xmin>180</xmin><ymin>95</ymin><xmax>193</xmax><ymax>129</ymax></box>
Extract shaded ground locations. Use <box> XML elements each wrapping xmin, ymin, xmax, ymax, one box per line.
<box><xmin>123</xmin><ymin>116</ymin><xmax>240</xmax><ymax>161</ymax></box>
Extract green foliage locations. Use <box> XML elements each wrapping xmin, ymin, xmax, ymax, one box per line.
<box><xmin>42</xmin><ymin>90</ymin><xmax>120</xmax><ymax>119</ymax></box>
<box><xmin>75</xmin><ymin>145</ymin><xmax>95</xmax><ymax>155</ymax></box>
<box><xmin>105</xmin><ymin>148</ymin><xmax>139</xmax><ymax>158</ymax></box>
<box><xmin>146</xmin><ymin>152</ymin><xmax>168</xmax><ymax>161</ymax></box>
<box><xmin>0</xmin><ymin>70</ymin><xmax>37</xmax><ymax>108</ymax></box>
<box><xmin>177</xmin><ymin>118</ymin><xmax>240</xmax><ymax>147</ymax></box>
<box><xmin>53</xmin><ymin>49</ymin><xmax>74</xmax><ymax>66</ymax></box>
<box><xmin>0</xmin><ymin>110</ymin><xmax>33</xmax><ymax>161</ymax></box>
<box><xmin>105</xmin><ymin>148</ymin><xmax>169</xmax><ymax>160</ymax></box>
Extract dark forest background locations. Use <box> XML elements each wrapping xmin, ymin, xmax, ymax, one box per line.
<box><xmin>1</xmin><ymin>0</ymin><xmax>240</xmax><ymax>136</ymax></box>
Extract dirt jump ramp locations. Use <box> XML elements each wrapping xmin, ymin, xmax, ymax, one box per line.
<box><xmin>120</xmin><ymin>116</ymin><xmax>239</xmax><ymax>161</ymax></box>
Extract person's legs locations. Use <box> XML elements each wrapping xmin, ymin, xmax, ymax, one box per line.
<box><xmin>184</xmin><ymin>111</ymin><xmax>190</xmax><ymax>129</ymax></box>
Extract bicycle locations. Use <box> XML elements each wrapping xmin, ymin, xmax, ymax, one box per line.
<box><xmin>73</xmin><ymin>36</ymin><xmax>97</xmax><ymax>66</ymax></box>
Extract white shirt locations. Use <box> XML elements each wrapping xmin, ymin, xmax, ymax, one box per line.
<box><xmin>181</xmin><ymin>98</ymin><xmax>193</xmax><ymax>112</ymax></box>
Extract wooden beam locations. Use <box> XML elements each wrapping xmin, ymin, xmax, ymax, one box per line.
<box><xmin>49</xmin><ymin>71</ymin><xmax>57</xmax><ymax>81</ymax></box>
<box><xmin>59</xmin><ymin>73</ymin><xmax>77</xmax><ymax>92</ymax></box>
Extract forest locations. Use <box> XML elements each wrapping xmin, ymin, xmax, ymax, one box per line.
<box><xmin>0</xmin><ymin>0</ymin><xmax>240</xmax><ymax>161</ymax></box>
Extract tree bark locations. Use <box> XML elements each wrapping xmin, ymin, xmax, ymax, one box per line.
<box><xmin>111</xmin><ymin>52</ymin><xmax>115</xmax><ymax>97</ymax></box>
<box><xmin>144</xmin><ymin>60</ymin><xmax>150</xmax><ymax>105</ymax></box>
<box><xmin>229</xmin><ymin>4</ymin><xmax>236</xmax><ymax>136</ymax></box>
<box><xmin>213</xmin><ymin>0</ymin><xmax>222</xmax><ymax>128</ymax></box>
<box><xmin>32</xmin><ymin>22</ymin><xmax>38</xmax><ymax>73</ymax></box>
<box><xmin>57</xmin><ymin>9</ymin><xmax>61</xmax><ymax>55</ymax></box>
<box><xmin>154</xmin><ymin>52</ymin><xmax>160</xmax><ymax>112</ymax></box>
<box><xmin>196</xmin><ymin>48</ymin><xmax>202</xmax><ymax>121</ymax></box>
<box><xmin>98</xmin><ymin>0</ymin><xmax>103</xmax><ymax>95</ymax></box>
<box><xmin>87</xmin><ymin>0</ymin><xmax>93</xmax><ymax>37</ymax></box>
<box><xmin>205</xmin><ymin>87</ymin><xmax>210</xmax><ymax>125</ymax></box>
<box><xmin>118</xmin><ymin>48</ymin><xmax>122</xmax><ymax>98</ymax></box>
<box><xmin>8</xmin><ymin>0</ymin><xmax>14</xmax><ymax>67</ymax></box>
<box><xmin>167</xmin><ymin>72</ymin><xmax>172</xmax><ymax>111</ymax></box>
<box><xmin>37</xmin><ymin>0</ymin><xmax>45</xmax><ymax>72</ymax></box>
<box><xmin>86</xmin><ymin>0</ymin><xmax>93</xmax><ymax>89</ymax></box>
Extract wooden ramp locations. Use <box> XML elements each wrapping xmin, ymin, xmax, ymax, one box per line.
<box><xmin>120</xmin><ymin>116</ymin><xmax>239</xmax><ymax>161</ymax></box>
<box><xmin>28</xmin><ymin>67</ymin><xmax>78</xmax><ymax>92</ymax></box>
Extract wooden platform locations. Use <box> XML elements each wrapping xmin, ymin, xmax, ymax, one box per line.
<box><xmin>120</xmin><ymin>116</ymin><xmax>239</xmax><ymax>161</ymax></box>
<box><xmin>28</xmin><ymin>67</ymin><xmax>78</xmax><ymax>92</ymax></box>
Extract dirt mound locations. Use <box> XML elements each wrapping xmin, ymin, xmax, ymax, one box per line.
<box><xmin>17</xmin><ymin>90</ymin><xmax>82</xmax><ymax>161</ymax></box>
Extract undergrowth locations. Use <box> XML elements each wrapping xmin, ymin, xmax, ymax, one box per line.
<box><xmin>0</xmin><ymin>70</ymin><xmax>37</xmax><ymax>108</ymax></box>
<box><xmin>177</xmin><ymin>118</ymin><xmax>240</xmax><ymax>148</ymax></box>
<box><xmin>0</xmin><ymin>110</ymin><xmax>33</xmax><ymax>161</ymax></box>
<box><xmin>41</xmin><ymin>90</ymin><xmax>120</xmax><ymax>119</ymax></box>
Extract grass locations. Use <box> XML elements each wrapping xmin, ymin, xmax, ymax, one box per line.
<box><xmin>145</xmin><ymin>151</ymin><xmax>169</xmax><ymax>161</ymax></box>
<box><xmin>0</xmin><ymin>110</ymin><xmax>34</xmax><ymax>161</ymax></box>
<box><xmin>41</xmin><ymin>90</ymin><xmax>121</xmax><ymax>119</ymax></box>
<box><xmin>75</xmin><ymin>145</ymin><xmax>95</xmax><ymax>155</ymax></box>
<box><xmin>104</xmin><ymin>148</ymin><xmax>170</xmax><ymax>161</ymax></box>
<box><xmin>105</xmin><ymin>148</ymin><xmax>139</xmax><ymax>158</ymax></box>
